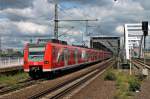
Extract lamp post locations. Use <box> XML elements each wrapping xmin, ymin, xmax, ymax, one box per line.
<box><xmin>129</xmin><ymin>46</ymin><xmax>133</xmax><ymax>75</ymax></box>
<box><xmin>142</xmin><ymin>21</ymin><xmax>148</xmax><ymax>68</ymax></box>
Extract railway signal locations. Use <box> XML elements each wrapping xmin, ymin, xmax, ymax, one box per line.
<box><xmin>141</xmin><ymin>21</ymin><xmax>149</xmax><ymax>72</ymax></box>
<box><xmin>141</xmin><ymin>21</ymin><xmax>149</xmax><ymax>50</ymax></box>
<box><xmin>142</xmin><ymin>21</ymin><xmax>148</xmax><ymax>36</ymax></box>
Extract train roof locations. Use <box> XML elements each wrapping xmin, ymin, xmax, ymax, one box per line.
<box><xmin>37</xmin><ymin>39</ymin><xmax>67</xmax><ymax>45</ymax></box>
<box><xmin>50</xmin><ymin>42</ymin><xmax>107</xmax><ymax>52</ymax></box>
<box><xmin>26</xmin><ymin>39</ymin><xmax>111</xmax><ymax>53</ymax></box>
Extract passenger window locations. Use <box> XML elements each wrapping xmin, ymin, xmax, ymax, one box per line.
<box><xmin>74</xmin><ymin>49</ymin><xmax>78</xmax><ymax>58</ymax></box>
<box><xmin>79</xmin><ymin>53</ymin><xmax>81</xmax><ymax>59</ymax></box>
<box><xmin>82</xmin><ymin>50</ymin><xmax>86</xmax><ymax>59</ymax></box>
<box><xmin>64</xmin><ymin>49</ymin><xmax>69</xmax><ymax>60</ymax></box>
<box><xmin>53</xmin><ymin>47</ymin><xmax>57</xmax><ymax>59</ymax></box>
<box><xmin>74</xmin><ymin>49</ymin><xmax>78</xmax><ymax>63</ymax></box>
<box><xmin>57</xmin><ymin>49</ymin><xmax>64</xmax><ymax>63</ymax></box>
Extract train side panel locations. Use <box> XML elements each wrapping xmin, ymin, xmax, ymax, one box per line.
<box><xmin>43</xmin><ymin>43</ymin><xmax>52</xmax><ymax>71</ymax></box>
<box><xmin>24</xmin><ymin>42</ymin><xmax>112</xmax><ymax>78</ymax></box>
<box><xmin>24</xmin><ymin>45</ymin><xmax>29</xmax><ymax>72</ymax></box>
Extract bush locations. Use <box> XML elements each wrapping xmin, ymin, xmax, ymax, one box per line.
<box><xmin>104</xmin><ymin>71</ymin><xmax>116</xmax><ymax>81</ymax></box>
<box><xmin>129</xmin><ymin>79</ymin><xmax>141</xmax><ymax>92</ymax></box>
<box><xmin>114</xmin><ymin>91</ymin><xmax>131</xmax><ymax>99</ymax></box>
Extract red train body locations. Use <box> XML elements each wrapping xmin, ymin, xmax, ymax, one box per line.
<box><xmin>24</xmin><ymin>41</ymin><xmax>112</xmax><ymax>78</ymax></box>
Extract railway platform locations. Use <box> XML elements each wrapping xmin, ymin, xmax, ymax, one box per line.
<box><xmin>0</xmin><ymin>66</ymin><xmax>23</xmax><ymax>74</ymax></box>
<box><xmin>0</xmin><ymin>57</ymin><xmax>23</xmax><ymax>74</ymax></box>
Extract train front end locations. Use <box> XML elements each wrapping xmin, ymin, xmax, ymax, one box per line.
<box><xmin>24</xmin><ymin>43</ymin><xmax>52</xmax><ymax>78</ymax></box>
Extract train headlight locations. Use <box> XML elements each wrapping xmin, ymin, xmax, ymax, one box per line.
<box><xmin>44</xmin><ymin>61</ymin><xmax>49</xmax><ymax>64</ymax></box>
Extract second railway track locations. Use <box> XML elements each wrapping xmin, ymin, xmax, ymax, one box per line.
<box><xmin>0</xmin><ymin>78</ymin><xmax>45</xmax><ymax>95</ymax></box>
<box><xmin>0</xmin><ymin>58</ymin><xmax>115</xmax><ymax>99</ymax></box>
<box><xmin>133</xmin><ymin>59</ymin><xmax>150</xmax><ymax>69</ymax></box>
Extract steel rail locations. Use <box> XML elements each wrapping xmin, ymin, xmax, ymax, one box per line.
<box><xmin>133</xmin><ymin>59</ymin><xmax>150</xmax><ymax>69</ymax></box>
<box><xmin>28</xmin><ymin>59</ymin><xmax>114</xmax><ymax>99</ymax></box>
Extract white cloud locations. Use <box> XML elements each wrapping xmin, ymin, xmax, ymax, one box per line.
<box><xmin>1</xmin><ymin>0</ymin><xmax>54</xmax><ymax>20</ymax></box>
<box><xmin>0</xmin><ymin>0</ymin><xmax>149</xmax><ymax>49</ymax></box>
<box><xmin>21</xmin><ymin>40</ymin><xmax>29</xmax><ymax>45</ymax></box>
<box><xmin>113</xmin><ymin>0</ymin><xmax>144</xmax><ymax>11</ymax></box>
<box><xmin>0</xmin><ymin>20</ymin><xmax>15</xmax><ymax>35</ymax></box>
<box><xmin>69</xmin><ymin>38</ymin><xmax>75</xmax><ymax>42</ymax></box>
<box><xmin>64</xmin><ymin>6</ymin><xmax>112</xmax><ymax>20</ymax></box>
<box><xmin>15</xmin><ymin>21</ymin><xmax>48</xmax><ymax>34</ymax></box>
<box><xmin>2</xmin><ymin>7</ymin><xmax>34</xmax><ymax>18</ymax></box>
<box><xmin>32</xmin><ymin>0</ymin><xmax>54</xmax><ymax>18</ymax></box>
<box><xmin>67</xmin><ymin>30</ymin><xmax>81</xmax><ymax>36</ymax></box>
<box><xmin>115</xmin><ymin>25</ymin><xmax>124</xmax><ymax>34</ymax></box>
<box><xmin>0</xmin><ymin>19</ymin><xmax>49</xmax><ymax>36</ymax></box>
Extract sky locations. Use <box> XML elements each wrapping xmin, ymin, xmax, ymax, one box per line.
<box><xmin>0</xmin><ymin>0</ymin><xmax>150</xmax><ymax>50</ymax></box>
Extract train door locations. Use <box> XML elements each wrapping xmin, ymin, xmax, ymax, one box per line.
<box><xmin>64</xmin><ymin>49</ymin><xmax>69</xmax><ymax>66</ymax></box>
<box><xmin>75</xmin><ymin>49</ymin><xmax>78</xmax><ymax>64</ymax></box>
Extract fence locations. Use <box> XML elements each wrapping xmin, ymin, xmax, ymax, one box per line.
<box><xmin>0</xmin><ymin>57</ymin><xmax>23</xmax><ymax>68</ymax></box>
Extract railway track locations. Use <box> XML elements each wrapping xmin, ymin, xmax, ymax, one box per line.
<box><xmin>39</xmin><ymin>67</ymin><xmax>108</xmax><ymax>99</ymax></box>
<box><xmin>29</xmin><ymin>59</ymin><xmax>114</xmax><ymax>99</ymax></box>
<box><xmin>0</xmin><ymin>58</ymin><xmax>114</xmax><ymax>99</ymax></box>
<box><xmin>0</xmin><ymin>78</ymin><xmax>45</xmax><ymax>95</ymax></box>
<box><xmin>133</xmin><ymin>59</ymin><xmax>150</xmax><ymax>69</ymax></box>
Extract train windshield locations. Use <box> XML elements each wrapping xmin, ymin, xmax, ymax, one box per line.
<box><xmin>28</xmin><ymin>47</ymin><xmax>45</xmax><ymax>61</ymax></box>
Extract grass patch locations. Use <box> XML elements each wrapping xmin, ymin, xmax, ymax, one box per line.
<box><xmin>115</xmin><ymin>72</ymin><xmax>136</xmax><ymax>99</ymax></box>
<box><xmin>0</xmin><ymin>72</ymin><xmax>29</xmax><ymax>86</ymax></box>
<box><xmin>104</xmin><ymin>69</ymin><xmax>141</xmax><ymax>99</ymax></box>
<box><xmin>104</xmin><ymin>70</ymin><xmax>116</xmax><ymax>81</ymax></box>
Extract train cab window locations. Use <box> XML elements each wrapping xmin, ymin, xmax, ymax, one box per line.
<box><xmin>28</xmin><ymin>47</ymin><xmax>45</xmax><ymax>61</ymax></box>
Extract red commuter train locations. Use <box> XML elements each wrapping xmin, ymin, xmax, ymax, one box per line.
<box><xmin>24</xmin><ymin>39</ymin><xmax>112</xmax><ymax>78</ymax></box>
